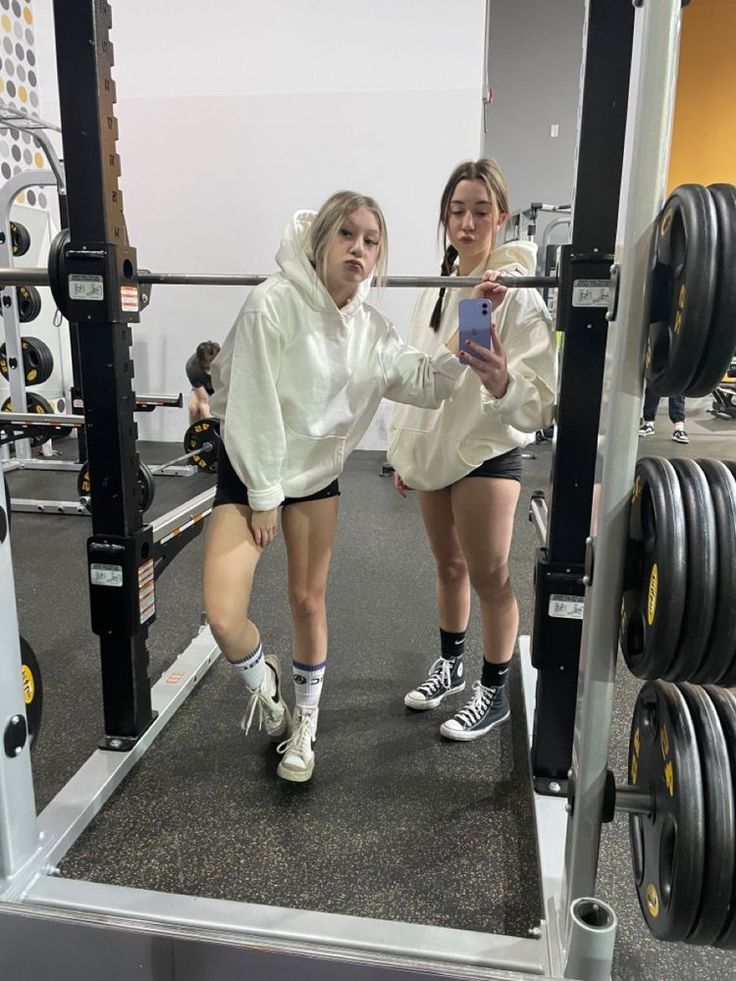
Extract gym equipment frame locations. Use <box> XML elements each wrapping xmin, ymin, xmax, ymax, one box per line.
<box><xmin>0</xmin><ymin>1</ymin><xmax>687</xmax><ymax>979</ymax></box>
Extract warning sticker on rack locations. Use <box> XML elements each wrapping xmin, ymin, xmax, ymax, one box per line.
<box><xmin>572</xmin><ymin>279</ymin><xmax>610</xmax><ymax>308</ymax></box>
<box><xmin>69</xmin><ymin>274</ymin><xmax>104</xmax><ymax>301</ymax></box>
<box><xmin>120</xmin><ymin>285</ymin><xmax>139</xmax><ymax>312</ymax></box>
<box><xmin>138</xmin><ymin>558</ymin><xmax>155</xmax><ymax>623</ymax></box>
<box><xmin>548</xmin><ymin>594</ymin><xmax>585</xmax><ymax>620</ymax></box>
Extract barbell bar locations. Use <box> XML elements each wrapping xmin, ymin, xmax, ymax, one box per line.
<box><xmin>0</xmin><ymin>266</ymin><xmax>558</xmax><ymax>291</ymax></box>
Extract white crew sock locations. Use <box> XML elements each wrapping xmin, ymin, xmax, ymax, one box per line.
<box><xmin>293</xmin><ymin>658</ymin><xmax>326</xmax><ymax>711</ymax></box>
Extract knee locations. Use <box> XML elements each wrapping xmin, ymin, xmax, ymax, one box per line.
<box><xmin>470</xmin><ymin>562</ymin><xmax>512</xmax><ymax>600</ymax></box>
<box><xmin>206</xmin><ymin>599</ymin><xmax>248</xmax><ymax>651</ymax></box>
<box><xmin>436</xmin><ymin>556</ymin><xmax>468</xmax><ymax>587</ymax></box>
<box><xmin>289</xmin><ymin>589</ymin><xmax>326</xmax><ymax>622</ymax></box>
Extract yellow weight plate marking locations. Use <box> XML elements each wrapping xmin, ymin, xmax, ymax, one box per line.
<box><xmin>21</xmin><ymin>664</ymin><xmax>34</xmax><ymax>705</ymax></box>
<box><xmin>647</xmin><ymin>563</ymin><xmax>658</xmax><ymax>625</ymax></box>
<box><xmin>646</xmin><ymin>883</ymin><xmax>660</xmax><ymax>918</ymax></box>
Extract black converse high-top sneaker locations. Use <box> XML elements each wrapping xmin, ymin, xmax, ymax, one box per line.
<box><xmin>439</xmin><ymin>681</ymin><xmax>510</xmax><ymax>741</ymax></box>
<box><xmin>404</xmin><ymin>656</ymin><xmax>465</xmax><ymax>710</ymax></box>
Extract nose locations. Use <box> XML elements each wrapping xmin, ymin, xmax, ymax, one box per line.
<box><xmin>350</xmin><ymin>238</ymin><xmax>364</xmax><ymax>256</ymax></box>
<box><xmin>461</xmin><ymin>209</ymin><xmax>475</xmax><ymax>230</ymax></box>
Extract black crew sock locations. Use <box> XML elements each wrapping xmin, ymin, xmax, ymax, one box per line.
<box><xmin>481</xmin><ymin>659</ymin><xmax>511</xmax><ymax>689</ymax></box>
<box><xmin>440</xmin><ymin>628</ymin><xmax>465</xmax><ymax>660</ymax></box>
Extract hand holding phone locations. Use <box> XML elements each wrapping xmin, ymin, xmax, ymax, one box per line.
<box><xmin>458</xmin><ymin>298</ymin><xmax>493</xmax><ymax>361</ymax></box>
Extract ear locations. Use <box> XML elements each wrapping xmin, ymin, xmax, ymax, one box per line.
<box><xmin>496</xmin><ymin>212</ymin><xmax>508</xmax><ymax>228</ymax></box>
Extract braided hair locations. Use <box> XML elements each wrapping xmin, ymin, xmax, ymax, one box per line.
<box><xmin>429</xmin><ymin>244</ymin><xmax>458</xmax><ymax>330</ymax></box>
<box><xmin>428</xmin><ymin>159</ymin><xmax>510</xmax><ymax>333</ymax></box>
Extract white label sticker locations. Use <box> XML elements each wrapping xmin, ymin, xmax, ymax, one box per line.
<box><xmin>69</xmin><ymin>274</ymin><xmax>104</xmax><ymax>301</ymax></box>
<box><xmin>548</xmin><ymin>593</ymin><xmax>585</xmax><ymax>620</ymax></box>
<box><xmin>120</xmin><ymin>285</ymin><xmax>139</xmax><ymax>313</ymax></box>
<box><xmin>572</xmin><ymin>279</ymin><xmax>610</xmax><ymax>308</ymax></box>
<box><xmin>90</xmin><ymin>563</ymin><xmax>123</xmax><ymax>587</ymax></box>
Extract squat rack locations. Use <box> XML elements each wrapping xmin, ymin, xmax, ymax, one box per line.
<box><xmin>0</xmin><ymin>1</ymin><xmax>685</xmax><ymax>979</ymax></box>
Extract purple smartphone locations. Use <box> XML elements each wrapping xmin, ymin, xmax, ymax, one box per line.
<box><xmin>458</xmin><ymin>298</ymin><xmax>492</xmax><ymax>359</ymax></box>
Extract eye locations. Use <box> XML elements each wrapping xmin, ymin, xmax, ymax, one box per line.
<box><xmin>366</xmin><ymin>238</ymin><xmax>379</xmax><ymax>247</ymax></box>
<box><xmin>339</xmin><ymin>228</ymin><xmax>352</xmax><ymax>237</ymax></box>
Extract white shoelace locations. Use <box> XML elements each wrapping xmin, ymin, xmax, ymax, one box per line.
<box><xmin>454</xmin><ymin>681</ymin><xmax>496</xmax><ymax>726</ymax></box>
<box><xmin>277</xmin><ymin>710</ymin><xmax>315</xmax><ymax>759</ymax></box>
<box><xmin>416</xmin><ymin>657</ymin><xmax>453</xmax><ymax>697</ymax></box>
<box><xmin>241</xmin><ymin>680</ymin><xmax>280</xmax><ymax>735</ymax></box>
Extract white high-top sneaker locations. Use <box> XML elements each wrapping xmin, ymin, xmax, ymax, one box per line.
<box><xmin>276</xmin><ymin>706</ymin><xmax>318</xmax><ymax>782</ymax></box>
<box><xmin>241</xmin><ymin>654</ymin><xmax>291</xmax><ymax>741</ymax></box>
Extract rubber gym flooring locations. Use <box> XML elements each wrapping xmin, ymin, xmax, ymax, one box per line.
<box><xmin>6</xmin><ymin>398</ymin><xmax>736</xmax><ymax>980</ymax></box>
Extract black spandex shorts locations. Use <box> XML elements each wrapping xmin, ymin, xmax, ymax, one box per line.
<box><xmin>464</xmin><ymin>447</ymin><xmax>523</xmax><ymax>482</ymax></box>
<box><xmin>212</xmin><ymin>443</ymin><xmax>340</xmax><ymax>509</ymax></box>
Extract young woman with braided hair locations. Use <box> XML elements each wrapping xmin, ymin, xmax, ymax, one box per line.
<box><xmin>388</xmin><ymin>159</ymin><xmax>557</xmax><ymax>741</ymax></box>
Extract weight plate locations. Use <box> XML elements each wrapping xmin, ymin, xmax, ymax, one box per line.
<box><xmin>703</xmin><ymin>686</ymin><xmax>736</xmax><ymax>950</ymax></box>
<box><xmin>136</xmin><ymin>462</ymin><xmax>156</xmax><ymax>512</ymax></box>
<box><xmin>16</xmin><ymin>284</ymin><xmax>42</xmax><ymax>323</ymax></box>
<box><xmin>620</xmin><ymin>457</ymin><xmax>687</xmax><ymax>678</ymax></box>
<box><xmin>19</xmin><ymin>636</ymin><xmax>42</xmax><ymax>751</ymax></box>
<box><xmin>183</xmin><ymin>418</ymin><xmax>220</xmax><ymax>473</ymax></box>
<box><xmin>10</xmin><ymin>220</ymin><xmax>30</xmax><ymax>258</ymax></box>
<box><xmin>664</xmin><ymin>460</ymin><xmax>717</xmax><ymax>681</ymax></box>
<box><xmin>47</xmin><ymin>228</ymin><xmax>70</xmax><ymax>317</ymax></box>
<box><xmin>711</xmin><ymin>459</ymin><xmax>736</xmax><ymax>686</ymax></box>
<box><xmin>686</xmin><ymin>184</ymin><xmax>736</xmax><ymax>396</ymax></box>
<box><xmin>1</xmin><ymin>393</ymin><xmax>53</xmax><ymax>446</ymax></box>
<box><xmin>679</xmin><ymin>684</ymin><xmax>734</xmax><ymax>945</ymax></box>
<box><xmin>20</xmin><ymin>336</ymin><xmax>53</xmax><ymax>386</ymax></box>
<box><xmin>629</xmin><ymin>681</ymin><xmax>705</xmax><ymax>941</ymax></box>
<box><xmin>646</xmin><ymin>185</ymin><xmax>718</xmax><ymax>396</ymax></box>
<box><xmin>690</xmin><ymin>459</ymin><xmax>736</xmax><ymax>684</ymax></box>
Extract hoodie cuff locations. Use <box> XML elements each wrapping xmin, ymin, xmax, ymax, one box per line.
<box><xmin>247</xmin><ymin>484</ymin><xmax>285</xmax><ymax>511</ymax></box>
<box><xmin>481</xmin><ymin>369</ymin><xmax>525</xmax><ymax>416</ymax></box>
<box><xmin>433</xmin><ymin>346</ymin><xmax>466</xmax><ymax>380</ymax></box>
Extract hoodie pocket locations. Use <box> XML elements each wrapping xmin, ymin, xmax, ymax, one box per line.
<box><xmin>283</xmin><ymin>422</ymin><xmax>346</xmax><ymax>495</ymax></box>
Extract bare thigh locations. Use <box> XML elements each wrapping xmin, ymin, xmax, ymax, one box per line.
<box><xmin>450</xmin><ymin>477</ymin><xmax>521</xmax><ymax>580</ymax></box>
<box><xmin>417</xmin><ymin>487</ymin><xmax>466</xmax><ymax>569</ymax></box>
<box><xmin>202</xmin><ymin>503</ymin><xmax>262</xmax><ymax>644</ymax></box>
<box><xmin>281</xmin><ymin>495</ymin><xmax>340</xmax><ymax>609</ymax></box>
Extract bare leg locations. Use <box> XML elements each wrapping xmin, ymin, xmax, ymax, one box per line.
<box><xmin>451</xmin><ymin>477</ymin><xmax>521</xmax><ymax>665</ymax></box>
<box><xmin>417</xmin><ymin>488</ymin><xmax>470</xmax><ymax>632</ymax></box>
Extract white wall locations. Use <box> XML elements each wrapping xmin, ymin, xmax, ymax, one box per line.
<box><xmin>32</xmin><ymin>0</ymin><xmax>486</xmax><ymax>447</ymax></box>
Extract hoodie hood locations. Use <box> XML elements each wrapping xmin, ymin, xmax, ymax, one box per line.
<box><xmin>275</xmin><ymin>210</ymin><xmax>373</xmax><ymax>318</ymax></box>
<box><xmin>481</xmin><ymin>240</ymin><xmax>538</xmax><ymax>277</ymax></box>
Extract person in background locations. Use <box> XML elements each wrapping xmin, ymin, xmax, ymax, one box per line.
<box><xmin>203</xmin><ymin>190</ymin><xmax>506</xmax><ymax>783</ymax></box>
<box><xmin>389</xmin><ymin>159</ymin><xmax>557</xmax><ymax>742</ymax></box>
<box><xmin>638</xmin><ymin>386</ymin><xmax>688</xmax><ymax>443</ymax></box>
<box><xmin>186</xmin><ymin>340</ymin><xmax>221</xmax><ymax>425</ymax></box>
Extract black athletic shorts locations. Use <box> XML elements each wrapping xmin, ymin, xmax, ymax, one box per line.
<box><xmin>212</xmin><ymin>443</ymin><xmax>340</xmax><ymax>509</ymax></box>
<box><xmin>464</xmin><ymin>447</ymin><xmax>523</xmax><ymax>482</ymax></box>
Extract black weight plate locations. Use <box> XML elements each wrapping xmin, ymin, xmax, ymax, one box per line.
<box><xmin>2</xmin><ymin>472</ymin><xmax>10</xmax><ymax>539</ymax></box>
<box><xmin>183</xmin><ymin>418</ymin><xmax>220</xmax><ymax>473</ymax></box>
<box><xmin>687</xmin><ymin>185</ymin><xmax>736</xmax><ymax>396</ymax></box>
<box><xmin>10</xmin><ymin>220</ymin><xmax>30</xmax><ymax>257</ymax></box>
<box><xmin>703</xmin><ymin>686</ymin><xmax>736</xmax><ymax>949</ymax></box>
<box><xmin>629</xmin><ymin>681</ymin><xmax>705</xmax><ymax>941</ymax></box>
<box><xmin>665</xmin><ymin>460</ymin><xmax>717</xmax><ymax>681</ymax></box>
<box><xmin>620</xmin><ymin>458</ymin><xmax>687</xmax><ymax>678</ymax></box>
<box><xmin>1</xmin><ymin>393</ymin><xmax>52</xmax><ymax>446</ymax></box>
<box><xmin>21</xmin><ymin>336</ymin><xmax>53</xmax><ymax>385</ymax></box>
<box><xmin>19</xmin><ymin>636</ymin><xmax>43</xmax><ymax>751</ymax></box>
<box><xmin>691</xmin><ymin>459</ymin><xmax>736</xmax><ymax>684</ymax></box>
<box><xmin>136</xmin><ymin>462</ymin><xmax>156</xmax><ymax>512</ymax></box>
<box><xmin>47</xmin><ymin>228</ymin><xmax>70</xmax><ymax>316</ymax></box>
<box><xmin>646</xmin><ymin>185</ymin><xmax>718</xmax><ymax>396</ymax></box>
<box><xmin>77</xmin><ymin>461</ymin><xmax>91</xmax><ymax>502</ymax></box>
<box><xmin>16</xmin><ymin>284</ymin><xmax>42</xmax><ymax>323</ymax></box>
<box><xmin>712</xmin><ymin>459</ymin><xmax>736</xmax><ymax>686</ymax></box>
<box><xmin>0</xmin><ymin>343</ymin><xmax>8</xmax><ymax>381</ymax></box>
<box><xmin>679</xmin><ymin>684</ymin><xmax>734</xmax><ymax>945</ymax></box>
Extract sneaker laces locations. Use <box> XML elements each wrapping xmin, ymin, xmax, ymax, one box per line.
<box><xmin>416</xmin><ymin>657</ymin><xmax>453</xmax><ymax>697</ymax></box>
<box><xmin>454</xmin><ymin>681</ymin><xmax>495</xmax><ymax>727</ymax></box>
<box><xmin>277</xmin><ymin>710</ymin><xmax>315</xmax><ymax>758</ymax></box>
<box><xmin>241</xmin><ymin>675</ymin><xmax>279</xmax><ymax>735</ymax></box>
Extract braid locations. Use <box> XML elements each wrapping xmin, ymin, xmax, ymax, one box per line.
<box><xmin>429</xmin><ymin>245</ymin><xmax>458</xmax><ymax>331</ymax></box>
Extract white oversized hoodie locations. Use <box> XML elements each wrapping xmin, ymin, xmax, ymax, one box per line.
<box><xmin>387</xmin><ymin>241</ymin><xmax>557</xmax><ymax>491</ymax></box>
<box><xmin>209</xmin><ymin>211</ymin><xmax>466</xmax><ymax>510</ymax></box>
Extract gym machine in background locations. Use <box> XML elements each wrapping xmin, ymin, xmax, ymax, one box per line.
<box><xmin>1</xmin><ymin>1</ymin><xmax>734</xmax><ymax>980</ymax></box>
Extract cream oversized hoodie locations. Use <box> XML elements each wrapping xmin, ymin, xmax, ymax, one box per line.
<box><xmin>387</xmin><ymin>241</ymin><xmax>557</xmax><ymax>491</ymax></box>
<box><xmin>209</xmin><ymin>211</ymin><xmax>466</xmax><ymax>510</ymax></box>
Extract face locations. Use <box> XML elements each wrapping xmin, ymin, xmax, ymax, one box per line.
<box><xmin>445</xmin><ymin>179</ymin><xmax>506</xmax><ymax>268</ymax></box>
<box><xmin>324</xmin><ymin>207</ymin><xmax>382</xmax><ymax>305</ymax></box>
